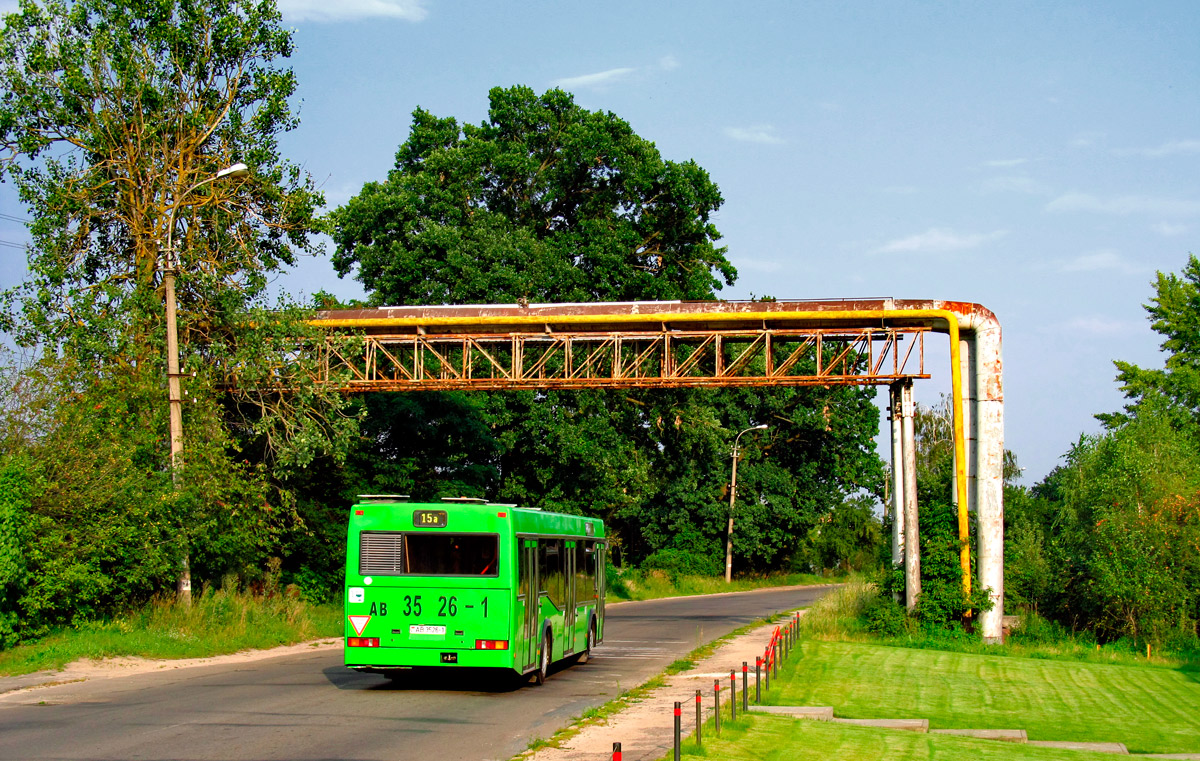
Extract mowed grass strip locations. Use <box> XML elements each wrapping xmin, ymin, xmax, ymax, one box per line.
<box><xmin>681</xmin><ymin>714</ymin><xmax>1131</xmax><ymax>761</ymax></box>
<box><xmin>768</xmin><ymin>640</ymin><xmax>1200</xmax><ymax>754</ymax></box>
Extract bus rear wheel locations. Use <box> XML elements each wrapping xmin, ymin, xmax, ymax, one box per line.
<box><xmin>577</xmin><ymin>620</ymin><xmax>596</xmax><ymax>664</ymax></box>
<box><xmin>533</xmin><ymin>632</ymin><xmax>551</xmax><ymax>685</ymax></box>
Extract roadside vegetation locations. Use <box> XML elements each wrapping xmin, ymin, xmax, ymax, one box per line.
<box><xmin>0</xmin><ymin>585</ymin><xmax>342</xmax><ymax>677</ymax></box>
<box><xmin>672</xmin><ymin>583</ymin><xmax>1200</xmax><ymax>761</ymax></box>
<box><xmin>606</xmin><ymin>568</ymin><xmax>838</xmax><ymax>602</ymax></box>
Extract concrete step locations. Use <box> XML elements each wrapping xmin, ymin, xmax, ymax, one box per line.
<box><xmin>833</xmin><ymin>717</ymin><xmax>929</xmax><ymax>732</ymax></box>
<box><xmin>931</xmin><ymin>729</ymin><xmax>1028</xmax><ymax>743</ymax></box>
<box><xmin>1028</xmin><ymin>741</ymin><xmax>1129</xmax><ymax>754</ymax></box>
<box><xmin>748</xmin><ymin>705</ymin><xmax>835</xmax><ymax>720</ymax></box>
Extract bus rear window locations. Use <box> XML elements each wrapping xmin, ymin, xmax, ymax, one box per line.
<box><xmin>359</xmin><ymin>532</ymin><xmax>499</xmax><ymax>576</ymax></box>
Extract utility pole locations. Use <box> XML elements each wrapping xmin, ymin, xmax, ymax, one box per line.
<box><xmin>725</xmin><ymin>424</ymin><xmax>768</xmax><ymax>583</ymax></box>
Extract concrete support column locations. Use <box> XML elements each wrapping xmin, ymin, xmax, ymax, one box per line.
<box><xmin>973</xmin><ymin>321</ymin><xmax>1005</xmax><ymax>643</ymax></box>
<box><xmin>899</xmin><ymin>380</ymin><xmax>920</xmax><ymax>610</ymax></box>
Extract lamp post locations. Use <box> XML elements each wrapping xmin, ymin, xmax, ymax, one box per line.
<box><xmin>162</xmin><ymin>162</ymin><xmax>249</xmax><ymax>603</ymax></box>
<box><xmin>725</xmin><ymin>424</ymin><xmax>768</xmax><ymax>583</ymax></box>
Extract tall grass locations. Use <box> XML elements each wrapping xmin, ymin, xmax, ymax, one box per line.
<box><xmin>0</xmin><ymin>587</ymin><xmax>342</xmax><ymax>677</ymax></box>
<box><xmin>608</xmin><ymin>569</ymin><xmax>836</xmax><ymax>602</ymax></box>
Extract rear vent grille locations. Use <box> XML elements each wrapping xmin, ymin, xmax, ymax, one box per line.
<box><xmin>360</xmin><ymin>532</ymin><xmax>404</xmax><ymax>575</ymax></box>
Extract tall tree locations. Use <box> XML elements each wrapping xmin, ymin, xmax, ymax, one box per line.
<box><xmin>1105</xmin><ymin>254</ymin><xmax>1200</xmax><ymax>425</ymax></box>
<box><xmin>0</xmin><ymin>0</ymin><xmax>356</xmax><ymax>616</ymax></box>
<box><xmin>328</xmin><ymin>86</ymin><xmax>882</xmax><ymax>573</ymax></box>
<box><xmin>330</xmin><ymin>85</ymin><xmax>735</xmax><ymax>303</ymax></box>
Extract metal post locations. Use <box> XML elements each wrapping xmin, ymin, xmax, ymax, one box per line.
<box><xmin>730</xmin><ymin>670</ymin><xmax>736</xmax><ymax>720</ymax></box>
<box><xmin>714</xmin><ymin>681</ymin><xmax>721</xmax><ymax>735</ymax></box>
<box><xmin>742</xmin><ymin>661</ymin><xmax>749</xmax><ymax>712</ymax></box>
<box><xmin>763</xmin><ymin>648</ymin><xmax>770</xmax><ymax>692</ymax></box>
<box><xmin>674</xmin><ymin>701</ymin><xmax>681</xmax><ymax>761</ymax></box>
<box><xmin>726</xmin><ymin>424</ymin><xmax>768</xmax><ymax>583</ymax></box>
<box><xmin>613</xmin><ymin>742</ymin><xmax>622</xmax><ymax>761</ymax></box>
<box><xmin>695</xmin><ymin>689</ymin><xmax>703</xmax><ymax>747</ymax></box>
<box><xmin>755</xmin><ymin>656</ymin><xmax>762</xmax><ymax>702</ymax></box>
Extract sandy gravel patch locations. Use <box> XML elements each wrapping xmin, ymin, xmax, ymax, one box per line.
<box><xmin>2</xmin><ymin>638</ymin><xmax>341</xmax><ymax>695</ymax></box>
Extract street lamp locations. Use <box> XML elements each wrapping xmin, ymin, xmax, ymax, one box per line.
<box><xmin>725</xmin><ymin>424</ymin><xmax>768</xmax><ymax>583</ymax></box>
<box><xmin>161</xmin><ymin>162</ymin><xmax>249</xmax><ymax>602</ymax></box>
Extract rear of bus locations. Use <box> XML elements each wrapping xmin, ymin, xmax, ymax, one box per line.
<box><xmin>344</xmin><ymin>497</ymin><xmax>516</xmax><ymax>673</ymax></box>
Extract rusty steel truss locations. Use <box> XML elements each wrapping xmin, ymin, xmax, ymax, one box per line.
<box><xmin>309</xmin><ymin>298</ymin><xmax>1004</xmax><ymax>642</ymax></box>
<box><xmin>313</xmin><ymin>324</ymin><xmax>928</xmax><ymax>391</ymax></box>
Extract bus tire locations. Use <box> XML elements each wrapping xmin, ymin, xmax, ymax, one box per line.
<box><xmin>533</xmin><ymin>631</ymin><xmax>551</xmax><ymax>685</ymax></box>
<box><xmin>577</xmin><ymin>619</ymin><xmax>596</xmax><ymax>664</ymax></box>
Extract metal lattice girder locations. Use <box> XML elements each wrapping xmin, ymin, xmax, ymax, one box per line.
<box><xmin>314</xmin><ymin>327</ymin><xmax>928</xmax><ymax>391</ymax></box>
<box><xmin>309</xmin><ymin>298</ymin><xmax>1003</xmax><ymax>643</ymax></box>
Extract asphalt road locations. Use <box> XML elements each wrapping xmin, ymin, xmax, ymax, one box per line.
<box><xmin>0</xmin><ymin>585</ymin><xmax>832</xmax><ymax>761</ymax></box>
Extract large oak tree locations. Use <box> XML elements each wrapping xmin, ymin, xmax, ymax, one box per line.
<box><xmin>327</xmin><ymin>86</ymin><xmax>883</xmax><ymax>573</ymax></box>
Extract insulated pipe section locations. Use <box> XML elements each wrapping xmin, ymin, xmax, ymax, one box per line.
<box><xmin>315</xmin><ymin>299</ymin><xmax>1004</xmax><ymax>642</ymax></box>
<box><xmin>959</xmin><ymin>306</ymin><xmax>1004</xmax><ymax>643</ymax></box>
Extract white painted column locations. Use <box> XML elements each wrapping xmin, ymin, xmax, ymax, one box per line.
<box><xmin>972</xmin><ymin>319</ymin><xmax>1005</xmax><ymax>643</ymax></box>
<box><xmin>900</xmin><ymin>380</ymin><xmax>920</xmax><ymax>610</ymax></box>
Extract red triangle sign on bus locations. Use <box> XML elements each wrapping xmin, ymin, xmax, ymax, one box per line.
<box><xmin>348</xmin><ymin>615</ymin><xmax>371</xmax><ymax>636</ymax></box>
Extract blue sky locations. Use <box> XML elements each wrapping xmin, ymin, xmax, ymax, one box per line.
<box><xmin>2</xmin><ymin>0</ymin><xmax>1198</xmax><ymax>484</ymax></box>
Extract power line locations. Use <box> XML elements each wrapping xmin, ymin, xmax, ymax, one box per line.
<box><xmin>0</xmin><ymin>212</ymin><xmax>30</xmax><ymax>224</ymax></box>
<box><xmin>0</xmin><ymin>239</ymin><xmax>29</xmax><ymax>250</ymax></box>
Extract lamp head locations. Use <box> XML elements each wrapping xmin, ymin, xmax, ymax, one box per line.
<box><xmin>215</xmin><ymin>162</ymin><xmax>249</xmax><ymax>180</ymax></box>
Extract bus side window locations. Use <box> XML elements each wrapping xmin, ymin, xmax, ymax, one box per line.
<box><xmin>539</xmin><ymin>539</ymin><xmax>563</xmax><ymax>609</ymax></box>
<box><xmin>519</xmin><ymin>540</ymin><xmax>532</xmax><ymax>602</ymax></box>
<box><xmin>582</xmin><ymin>541</ymin><xmax>597</xmax><ymax>600</ymax></box>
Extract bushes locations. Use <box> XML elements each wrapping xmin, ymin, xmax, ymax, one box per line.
<box><xmin>641</xmin><ymin>547</ymin><xmax>722</xmax><ymax>580</ymax></box>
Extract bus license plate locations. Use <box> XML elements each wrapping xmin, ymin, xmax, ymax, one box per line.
<box><xmin>410</xmin><ymin>625</ymin><xmax>446</xmax><ymax>635</ymax></box>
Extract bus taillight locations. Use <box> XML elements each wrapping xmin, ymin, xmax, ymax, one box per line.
<box><xmin>347</xmin><ymin>637</ymin><xmax>380</xmax><ymax>647</ymax></box>
<box><xmin>475</xmin><ymin>639</ymin><xmax>509</xmax><ymax>650</ymax></box>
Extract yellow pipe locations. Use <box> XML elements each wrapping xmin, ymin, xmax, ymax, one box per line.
<box><xmin>313</xmin><ymin>307</ymin><xmax>973</xmax><ymax>599</ymax></box>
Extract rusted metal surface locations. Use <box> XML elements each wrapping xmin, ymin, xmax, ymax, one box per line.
<box><xmin>311</xmin><ymin>326</ymin><xmax>928</xmax><ymax>392</ymax></box>
<box><xmin>309</xmin><ymin>298</ymin><xmax>1005</xmax><ymax>641</ymax></box>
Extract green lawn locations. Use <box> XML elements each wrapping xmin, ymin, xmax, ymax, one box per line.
<box><xmin>683</xmin><ymin>714</ymin><xmax>1133</xmax><ymax>761</ymax></box>
<box><xmin>765</xmin><ymin>640</ymin><xmax>1200</xmax><ymax>754</ymax></box>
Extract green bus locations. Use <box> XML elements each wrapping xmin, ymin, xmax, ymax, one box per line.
<box><xmin>343</xmin><ymin>495</ymin><xmax>606</xmax><ymax>684</ymax></box>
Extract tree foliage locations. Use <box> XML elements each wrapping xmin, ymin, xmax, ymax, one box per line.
<box><xmin>0</xmin><ymin>0</ymin><xmax>357</xmax><ymax>641</ymax></box>
<box><xmin>1004</xmin><ymin>256</ymin><xmax>1200</xmax><ymax>646</ymax></box>
<box><xmin>1105</xmin><ymin>253</ymin><xmax>1200</xmax><ymax>426</ymax></box>
<box><xmin>326</xmin><ymin>86</ymin><xmax>884</xmax><ymax>574</ymax></box>
<box><xmin>330</xmin><ymin>85</ymin><xmax>734</xmax><ymax>303</ymax></box>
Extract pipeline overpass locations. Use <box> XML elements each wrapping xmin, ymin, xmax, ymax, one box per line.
<box><xmin>310</xmin><ymin>298</ymin><xmax>1005</xmax><ymax>642</ymax></box>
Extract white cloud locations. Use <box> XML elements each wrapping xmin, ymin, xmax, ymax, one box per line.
<box><xmin>552</xmin><ymin>67</ymin><xmax>636</xmax><ymax>90</ymax></box>
<box><xmin>1058</xmin><ymin>249</ymin><xmax>1140</xmax><ymax>274</ymax></box>
<box><xmin>277</xmin><ymin>0</ymin><xmax>427</xmax><ymax>22</ymax></box>
<box><xmin>872</xmin><ymin>227</ymin><xmax>1007</xmax><ymax>254</ymax></box>
<box><xmin>724</xmin><ymin>124</ymin><xmax>784</xmax><ymax>145</ymax></box>
<box><xmin>1069</xmin><ymin>132</ymin><xmax>1105</xmax><ymax>149</ymax></box>
<box><xmin>982</xmin><ymin>158</ymin><xmax>1029</xmax><ymax>168</ymax></box>
<box><xmin>980</xmin><ymin>175</ymin><xmax>1049</xmax><ymax>195</ymax></box>
<box><xmin>1152</xmin><ymin>222</ymin><xmax>1189</xmax><ymax>237</ymax></box>
<box><xmin>1047</xmin><ymin>192</ymin><xmax>1200</xmax><ymax>217</ymax></box>
<box><xmin>1122</xmin><ymin>139</ymin><xmax>1200</xmax><ymax>159</ymax></box>
<box><xmin>659</xmin><ymin>55</ymin><xmax>681</xmax><ymax>71</ymax></box>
